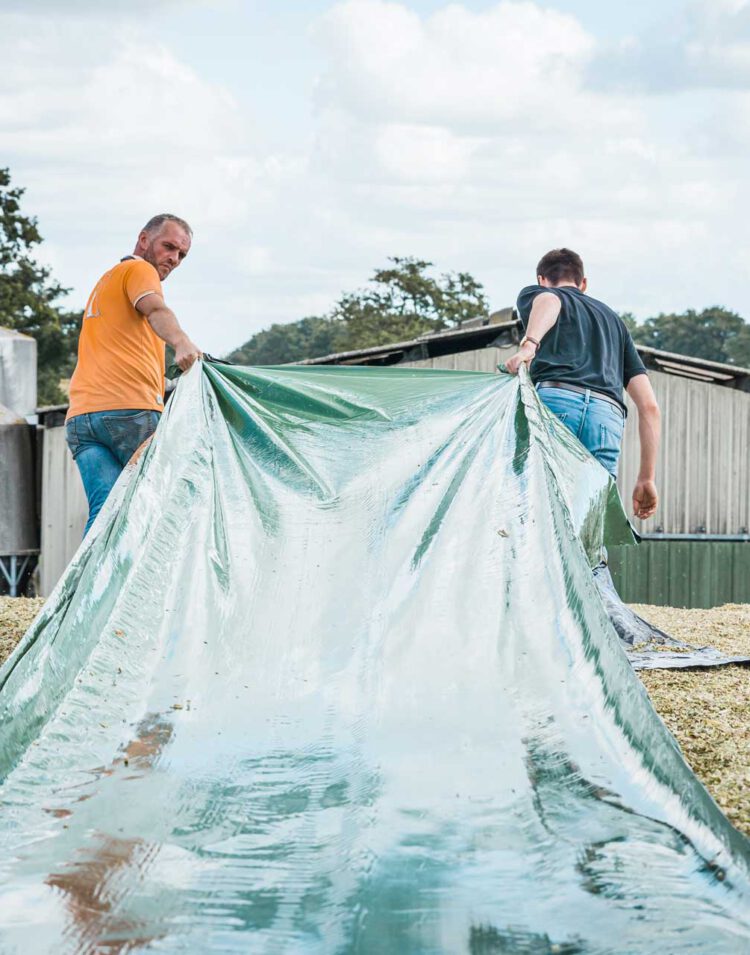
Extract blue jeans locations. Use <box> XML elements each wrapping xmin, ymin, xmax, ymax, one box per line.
<box><xmin>537</xmin><ymin>385</ymin><xmax>625</xmax><ymax>478</ymax></box>
<box><xmin>66</xmin><ymin>409</ymin><xmax>160</xmax><ymax>536</ymax></box>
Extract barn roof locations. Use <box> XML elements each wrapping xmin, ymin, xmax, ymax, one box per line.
<box><xmin>299</xmin><ymin>311</ymin><xmax>750</xmax><ymax>392</ymax></box>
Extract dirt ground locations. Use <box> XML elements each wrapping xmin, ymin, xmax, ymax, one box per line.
<box><xmin>1</xmin><ymin>597</ymin><xmax>748</xmax><ymax>835</ymax></box>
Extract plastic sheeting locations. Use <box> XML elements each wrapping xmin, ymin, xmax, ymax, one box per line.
<box><xmin>1</xmin><ymin>362</ymin><xmax>749</xmax><ymax>953</ymax></box>
<box><xmin>594</xmin><ymin>564</ymin><xmax>750</xmax><ymax>670</ymax></box>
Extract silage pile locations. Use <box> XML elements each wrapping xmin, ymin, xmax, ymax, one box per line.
<box><xmin>1</xmin><ymin>596</ymin><xmax>748</xmax><ymax>836</ymax></box>
<box><xmin>0</xmin><ymin>597</ymin><xmax>43</xmax><ymax>666</ymax></box>
<box><xmin>633</xmin><ymin>603</ymin><xmax>750</xmax><ymax>835</ymax></box>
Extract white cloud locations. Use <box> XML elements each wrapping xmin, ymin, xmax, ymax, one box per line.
<box><xmin>314</xmin><ymin>0</ymin><xmax>595</xmax><ymax>130</ymax></box>
<box><xmin>0</xmin><ymin>0</ymin><xmax>195</xmax><ymax>13</ymax></box>
<box><xmin>0</xmin><ymin>18</ymin><xmax>254</xmax><ymax>209</ymax></box>
<box><xmin>0</xmin><ymin>10</ymin><xmax>294</xmax><ymax>350</ymax></box>
<box><xmin>306</xmin><ymin>1</ymin><xmax>750</xmax><ymax>322</ymax></box>
<box><xmin>590</xmin><ymin>0</ymin><xmax>750</xmax><ymax>92</ymax></box>
<box><xmin>1</xmin><ymin>0</ymin><xmax>749</xmax><ymax>357</ymax></box>
<box><xmin>237</xmin><ymin>245</ymin><xmax>273</xmax><ymax>275</ymax></box>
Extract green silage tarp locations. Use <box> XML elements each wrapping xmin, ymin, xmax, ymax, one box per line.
<box><xmin>0</xmin><ymin>362</ymin><xmax>749</xmax><ymax>953</ymax></box>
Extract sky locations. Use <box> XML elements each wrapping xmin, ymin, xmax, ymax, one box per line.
<box><xmin>2</xmin><ymin>0</ymin><xmax>749</xmax><ymax>355</ymax></box>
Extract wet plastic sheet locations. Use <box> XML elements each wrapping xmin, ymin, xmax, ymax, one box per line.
<box><xmin>594</xmin><ymin>564</ymin><xmax>750</xmax><ymax>670</ymax></box>
<box><xmin>1</xmin><ymin>363</ymin><xmax>749</xmax><ymax>953</ymax></box>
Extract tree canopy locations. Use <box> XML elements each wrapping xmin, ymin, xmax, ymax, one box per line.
<box><xmin>226</xmin><ymin>257</ymin><xmax>488</xmax><ymax>365</ymax></box>
<box><xmin>224</xmin><ymin>316</ymin><xmax>339</xmax><ymax>367</ymax></box>
<box><xmin>0</xmin><ymin>168</ymin><xmax>80</xmax><ymax>405</ymax></box>
<box><xmin>629</xmin><ymin>307</ymin><xmax>750</xmax><ymax>368</ymax></box>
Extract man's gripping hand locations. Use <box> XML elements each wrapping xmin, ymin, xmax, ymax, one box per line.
<box><xmin>505</xmin><ymin>340</ymin><xmax>538</xmax><ymax>375</ymax></box>
<box><xmin>632</xmin><ymin>479</ymin><xmax>658</xmax><ymax>520</ymax></box>
<box><xmin>174</xmin><ymin>334</ymin><xmax>202</xmax><ymax>372</ymax></box>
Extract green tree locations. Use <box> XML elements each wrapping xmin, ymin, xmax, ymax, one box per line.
<box><xmin>0</xmin><ymin>168</ymin><xmax>80</xmax><ymax>405</ymax></box>
<box><xmin>630</xmin><ymin>306</ymin><xmax>749</xmax><ymax>366</ymax></box>
<box><xmin>619</xmin><ymin>311</ymin><xmax>639</xmax><ymax>336</ymax></box>
<box><xmin>226</xmin><ymin>257</ymin><xmax>488</xmax><ymax>365</ymax></box>
<box><xmin>227</xmin><ymin>316</ymin><xmax>339</xmax><ymax>365</ymax></box>
<box><xmin>730</xmin><ymin>324</ymin><xmax>750</xmax><ymax>367</ymax></box>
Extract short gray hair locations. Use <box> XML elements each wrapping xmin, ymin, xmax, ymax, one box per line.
<box><xmin>142</xmin><ymin>213</ymin><xmax>193</xmax><ymax>237</ymax></box>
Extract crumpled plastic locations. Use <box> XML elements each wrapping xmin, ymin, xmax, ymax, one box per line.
<box><xmin>594</xmin><ymin>564</ymin><xmax>750</xmax><ymax>669</ymax></box>
<box><xmin>1</xmin><ymin>362</ymin><xmax>748</xmax><ymax>953</ymax></box>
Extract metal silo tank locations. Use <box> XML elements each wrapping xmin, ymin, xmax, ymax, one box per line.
<box><xmin>0</xmin><ymin>328</ymin><xmax>37</xmax><ymax>419</ymax></box>
<box><xmin>0</xmin><ymin>402</ymin><xmax>38</xmax><ymax>555</ymax></box>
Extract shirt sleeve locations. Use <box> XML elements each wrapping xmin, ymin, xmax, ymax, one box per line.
<box><xmin>516</xmin><ymin>285</ymin><xmax>564</xmax><ymax>326</ymax></box>
<box><xmin>124</xmin><ymin>260</ymin><xmax>163</xmax><ymax>311</ymax></box>
<box><xmin>623</xmin><ymin>327</ymin><xmax>647</xmax><ymax>384</ymax></box>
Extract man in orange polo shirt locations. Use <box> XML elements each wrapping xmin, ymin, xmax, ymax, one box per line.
<box><xmin>66</xmin><ymin>213</ymin><xmax>201</xmax><ymax>535</ymax></box>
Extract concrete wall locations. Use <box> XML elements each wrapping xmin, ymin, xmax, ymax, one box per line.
<box><xmin>38</xmin><ymin>424</ymin><xmax>87</xmax><ymax>596</ymax></box>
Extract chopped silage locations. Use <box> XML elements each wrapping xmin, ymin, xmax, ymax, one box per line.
<box><xmin>0</xmin><ymin>596</ymin><xmax>44</xmax><ymax>666</ymax></box>
<box><xmin>633</xmin><ymin>603</ymin><xmax>750</xmax><ymax>836</ymax></box>
<box><xmin>0</xmin><ymin>597</ymin><xmax>748</xmax><ymax>836</ymax></box>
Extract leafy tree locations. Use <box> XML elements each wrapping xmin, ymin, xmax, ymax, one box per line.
<box><xmin>360</xmin><ymin>258</ymin><xmax>486</xmax><ymax>327</ymax></box>
<box><xmin>619</xmin><ymin>311</ymin><xmax>639</xmax><ymax>336</ymax></box>
<box><xmin>327</xmin><ymin>290</ymin><xmax>439</xmax><ymax>350</ymax></box>
<box><xmin>227</xmin><ymin>257</ymin><xmax>488</xmax><ymax>365</ymax></box>
<box><xmin>0</xmin><ymin>168</ymin><xmax>80</xmax><ymax>405</ymax></box>
<box><xmin>227</xmin><ymin>316</ymin><xmax>339</xmax><ymax>365</ymax></box>
<box><xmin>730</xmin><ymin>324</ymin><xmax>750</xmax><ymax>367</ymax></box>
<box><xmin>629</xmin><ymin>306</ymin><xmax>749</xmax><ymax>366</ymax></box>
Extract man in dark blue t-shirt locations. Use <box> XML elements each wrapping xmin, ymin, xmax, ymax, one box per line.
<box><xmin>506</xmin><ymin>248</ymin><xmax>660</xmax><ymax>521</ymax></box>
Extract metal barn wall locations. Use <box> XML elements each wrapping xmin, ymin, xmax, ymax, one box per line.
<box><xmin>402</xmin><ymin>346</ymin><xmax>750</xmax><ymax>537</ymax></box>
<box><xmin>401</xmin><ymin>347</ymin><xmax>513</xmax><ymax>375</ymax></box>
<box><xmin>39</xmin><ymin>424</ymin><xmax>87</xmax><ymax>597</ymax></box>
<box><xmin>619</xmin><ymin>374</ymin><xmax>750</xmax><ymax>536</ymax></box>
<box><xmin>609</xmin><ymin>541</ymin><xmax>750</xmax><ymax>609</ymax></box>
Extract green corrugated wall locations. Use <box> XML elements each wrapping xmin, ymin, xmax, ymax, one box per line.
<box><xmin>608</xmin><ymin>541</ymin><xmax>750</xmax><ymax>608</ymax></box>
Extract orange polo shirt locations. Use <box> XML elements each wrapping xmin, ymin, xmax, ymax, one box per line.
<box><xmin>67</xmin><ymin>257</ymin><xmax>166</xmax><ymax>420</ymax></box>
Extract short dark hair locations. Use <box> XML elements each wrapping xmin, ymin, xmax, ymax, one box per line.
<box><xmin>536</xmin><ymin>248</ymin><xmax>584</xmax><ymax>286</ymax></box>
<box><xmin>142</xmin><ymin>213</ymin><xmax>193</xmax><ymax>237</ymax></box>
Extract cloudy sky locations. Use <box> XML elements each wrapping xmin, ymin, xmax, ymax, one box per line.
<box><xmin>2</xmin><ymin>0</ymin><xmax>749</xmax><ymax>355</ymax></box>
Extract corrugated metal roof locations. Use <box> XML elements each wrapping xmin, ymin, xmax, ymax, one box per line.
<box><xmin>300</xmin><ymin>314</ymin><xmax>750</xmax><ymax>391</ymax></box>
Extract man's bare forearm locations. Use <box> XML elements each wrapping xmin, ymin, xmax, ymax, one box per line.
<box><xmin>625</xmin><ymin>374</ymin><xmax>660</xmax><ymax>519</ymax></box>
<box><xmin>146</xmin><ymin>305</ymin><xmax>192</xmax><ymax>349</ymax></box>
<box><xmin>637</xmin><ymin>403</ymin><xmax>661</xmax><ymax>480</ymax></box>
<box><xmin>505</xmin><ymin>293</ymin><xmax>561</xmax><ymax>374</ymax></box>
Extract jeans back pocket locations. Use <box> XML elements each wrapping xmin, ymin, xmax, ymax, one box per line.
<box><xmin>102</xmin><ymin>410</ymin><xmax>159</xmax><ymax>461</ymax></box>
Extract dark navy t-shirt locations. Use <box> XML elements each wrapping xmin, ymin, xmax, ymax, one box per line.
<box><xmin>516</xmin><ymin>285</ymin><xmax>647</xmax><ymax>411</ymax></box>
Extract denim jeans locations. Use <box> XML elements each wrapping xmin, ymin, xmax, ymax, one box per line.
<box><xmin>537</xmin><ymin>385</ymin><xmax>625</xmax><ymax>478</ymax></box>
<box><xmin>66</xmin><ymin>409</ymin><xmax>161</xmax><ymax>536</ymax></box>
